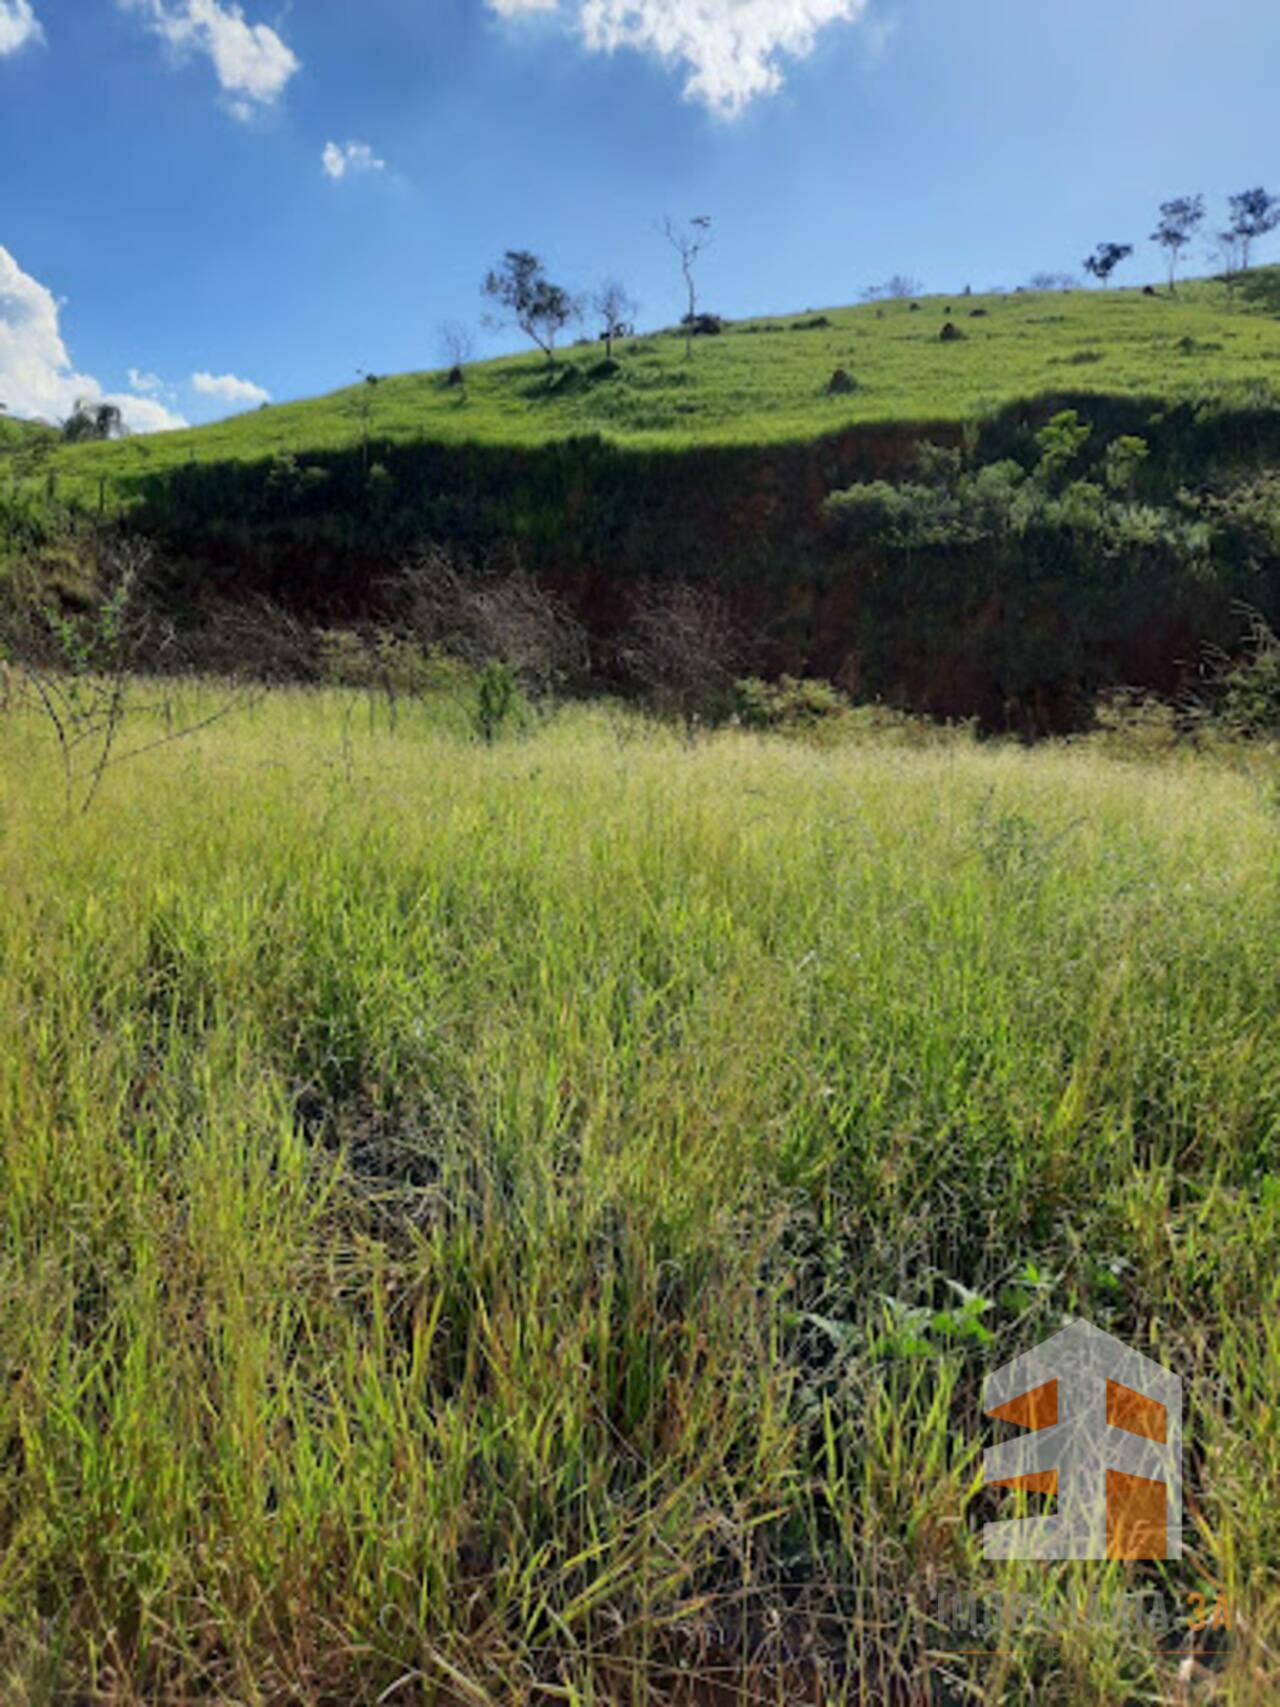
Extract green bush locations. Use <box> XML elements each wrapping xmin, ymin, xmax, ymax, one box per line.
<box><xmin>734</xmin><ymin>674</ymin><xmax>849</xmax><ymax>730</ymax></box>
<box><xmin>1211</xmin><ymin>612</ymin><xmax>1280</xmax><ymax>737</ymax></box>
<box><xmin>1034</xmin><ymin>408</ymin><xmax>1092</xmax><ymax>487</ymax></box>
<box><xmin>473</xmin><ymin>658</ymin><xmax>528</xmax><ymax>743</ymax></box>
<box><xmin>316</xmin><ymin>628</ymin><xmax>461</xmax><ymax>697</ymax></box>
<box><xmin>1084</xmin><ymin>689</ymin><xmax>1186</xmax><ymax>759</ymax></box>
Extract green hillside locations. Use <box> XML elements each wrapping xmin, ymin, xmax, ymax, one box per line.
<box><xmin>7</xmin><ymin>271</ymin><xmax>1280</xmax><ymax>736</ymax></box>
<box><xmin>0</xmin><ymin>414</ymin><xmax>55</xmax><ymax>450</ymax></box>
<box><xmin>15</xmin><ymin>271</ymin><xmax>1280</xmax><ymax>505</ymax></box>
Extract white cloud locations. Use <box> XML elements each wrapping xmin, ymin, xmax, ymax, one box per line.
<box><xmin>487</xmin><ymin>0</ymin><xmax>869</xmax><ymax>114</ymax></box>
<box><xmin>192</xmin><ymin>369</ymin><xmax>271</xmax><ymax>407</ymax></box>
<box><xmin>128</xmin><ymin>367</ymin><xmax>170</xmax><ymax>396</ymax></box>
<box><xmin>0</xmin><ymin>0</ymin><xmax>42</xmax><ymax>56</ymax></box>
<box><xmin>102</xmin><ymin>393</ymin><xmax>185</xmax><ymax>433</ymax></box>
<box><xmin>120</xmin><ymin>0</ymin><xmax>299</xmax><ymax>116</ymax></box>
<box><xmin>0</xmin><ymin>245</ymin><xmax>186</xmax><ymax>433</ymax></box>
<box><xmin>322</xmin><ymin>140</ymin><xmax>386</xmax><ymax>181</ymax></box>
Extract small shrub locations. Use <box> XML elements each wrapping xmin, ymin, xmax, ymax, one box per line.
<box><xmin>1035</xmin><ymin>409</ymin><xmax>1092</xmax><ymax>485</ymax></box>
<box><xmin>366</xmin><ymin>462</ymin><xmax>395</xmax><ymax>519</ymax></box>
<box><xmin>733</xmin><ymin>674</ymin><xmax>849</xmax><ymax>731</ymax></box>
<box><xmin>1086</xmin><ymin>689</ymin><xmax>1185</xmax><ymax>759</ymax></box>
<box><xmin>473</xmin><ymin>659</ymin><xmax>526</xmax><ymax>743</ymax></box>
<box><xmin>1209</xmin><ymin>612</ymin><xmax>1280</xmax><ymax>737</ymax></box>
<box><xmin>316</xmin><ymin>628</ymin><xmax>372</xmax><ymax>687</ymax></box>
<box><xmin>970</xmin><ymin>791</ymin><xmax>1072</xmax><ymax>884</ymax></box>
<box><xmin>1103</xmin><ymin>435</ymin><xmax>1150</xmax><ymax>495</ymax></box>
<box><xmin>317</xmin><ymin>629</ymin><xmax>459</xmax><ymax>698</ymax></box>
<box><xmin>839</xmin><ymin>703</ymin><xmax>977</xmax><ymax>747</ymax></box>
<box><xmin>540</xmin><ymin>363</ymin><xmax>588</xmax><ymax>396</ymax></box>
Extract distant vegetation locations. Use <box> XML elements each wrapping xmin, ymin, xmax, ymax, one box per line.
<box><xmin>6</xmin><ymin>259</ymin><xmax>1280</xmax><ymax>734</ymax></box>
<box><xmin>7</xmin><ymin>273</ymin><xmax>1280</xmax><ymax>474</ymax></box>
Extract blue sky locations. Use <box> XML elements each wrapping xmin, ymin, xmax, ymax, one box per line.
<box><xmin>2</xmin><ymin>0</ymin><xmax>1278</xmax><ymax>430</ymax></box>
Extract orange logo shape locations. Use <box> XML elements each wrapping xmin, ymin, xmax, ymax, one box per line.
<box><xmin>982</xmin><ymin>1320</ymin><xmax>1181</xmax><ymax>1562</ymax></box>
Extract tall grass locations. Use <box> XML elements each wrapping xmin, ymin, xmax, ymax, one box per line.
<box><xmin>1</xmin><ymin>686</ymin><xmax>1278</xmax><ymax>1702</ymax></box>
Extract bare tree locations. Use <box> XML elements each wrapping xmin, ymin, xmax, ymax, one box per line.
<box><xmin>1208</xmin><ymin>231</ymin><xmax>1245</xmax><ymax>298</ymax></box>
<box><xmin>391</xmin><ymin>546</ymin><xmax>587</xmax><ymax>698</ymax></box>
<box><xmin>591</xmin><ymin>279</ymin><xmax>639</xmax><ymax>361</ymax></box>
<box><xmin>619</xmin><ymin>583</ymin><xmax>742</xmax><ymax>733</ymax></box>
<box><xmin>662</xmin><ymin>216</ymin><xmax>713</xmax><ymax>360</ymax></box>
<box><xmin>863</xmin><ymin>274</ymin><xmax>923</xmax><ymax>302</ymax></box>
<box><xmin>1029</xmin><ymin>271</ymin><xmax>1079</xmax><ymax>291</ymax></box>
<box><xmin>438</xmin><ymin>321</ymin><xmax>476</xmax><ymax>385</ymax></box>
<box><xmin>1151</xmin><ymin>195</ymin><xmax>1205</xmax><ymax>293</ymax></box>
<box><xmin>189</xmin><ymin>595</ymin><xmax>324</xmax><ymax>684</ymax></box>
<box><xmin>1</xmin><ymin>538</ymin><xmax>257</xmax><ymax>815</ymax></box>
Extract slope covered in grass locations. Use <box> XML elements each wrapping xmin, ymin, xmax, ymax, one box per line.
<box><xmin>0</xmin><ymin>415</ymin><xmax>54</xmax><ymax>449</ymax></box>
<box><xmin>21</xmin><ymin>272</ymin><xmax>1280</xmax><ymax>506</ymax></box>
<box><xmin>7</xmin><ymin>273</ymin><xmax>1280</xmax><ymax>738</ymax></box>
<box><xmin>1</xmin><ymin>686</ymin><xmax>1278</xmax><ymax>1700</ymax></box>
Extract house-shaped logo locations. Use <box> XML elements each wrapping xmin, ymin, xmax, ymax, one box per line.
<box><xmin>983</xmin><ymin>1320</ymin><xmax>1182</xmax><ymax>1562</ymax></box>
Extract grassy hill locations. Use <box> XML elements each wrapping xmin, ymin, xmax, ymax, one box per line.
<box><xmin>10</xmin><ymin>272</ymin><xmax>1280</xmax><ymax>506</ymax></box>
<box><xmin>6</xmin><ymin>272</ymin><xmax>1280</xmax><ymax>734</ymax></box>
<box><xmin>0</xmin><ymin>414</ymin><xmax>54</xmax><ymax>450</ymax></box>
